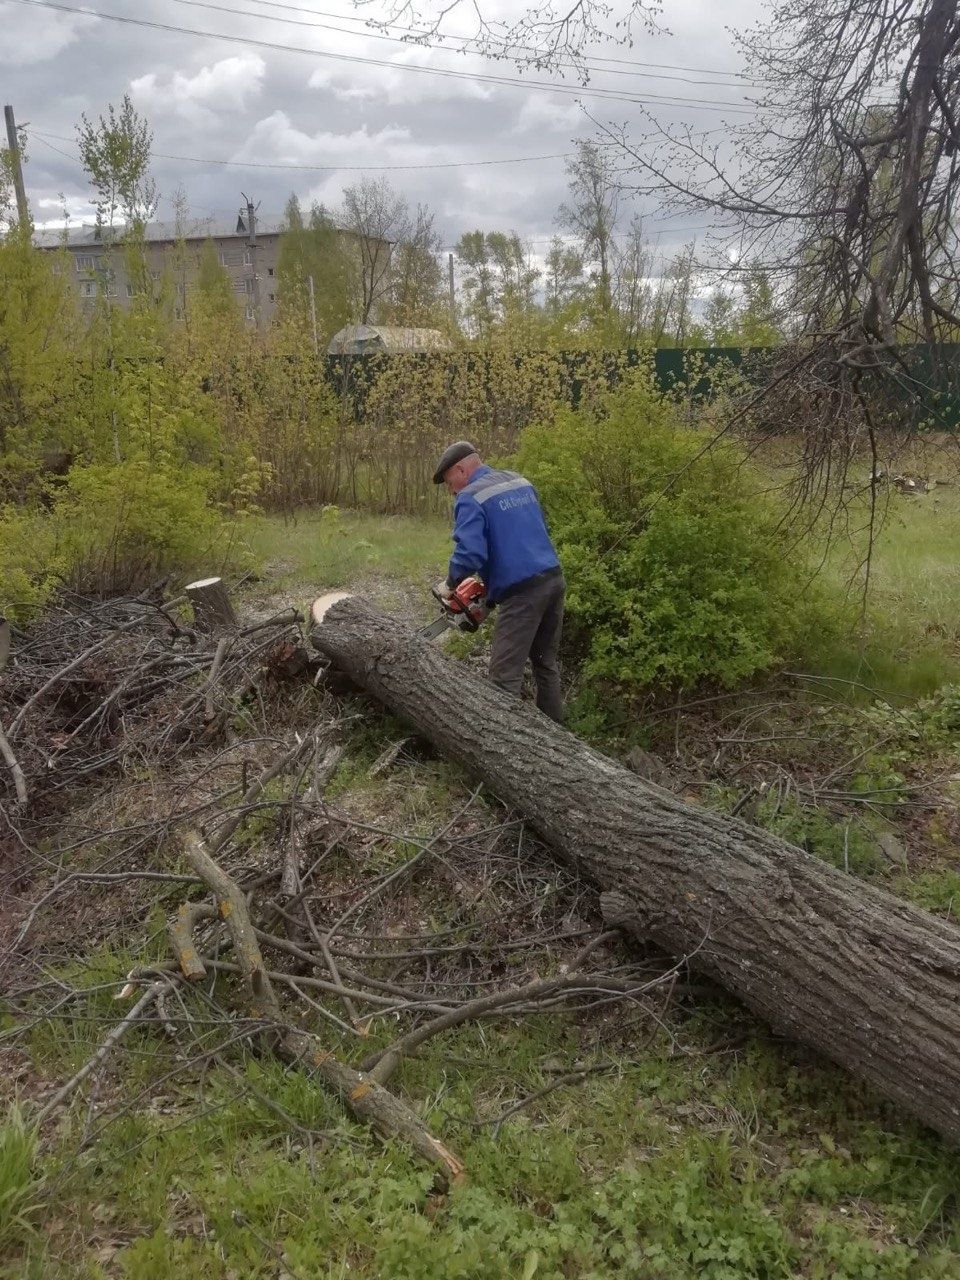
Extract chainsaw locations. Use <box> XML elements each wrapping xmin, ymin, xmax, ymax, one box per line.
<box><xmin>419</xmin><ymin>575</ymin><xmax>490</xmax><ymax>640</ymax></box>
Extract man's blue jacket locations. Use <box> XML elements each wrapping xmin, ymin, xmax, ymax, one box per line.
<box><xmin>447</xmin><ymin>465</ymin><xmax>560</xmax><ymax>603</ymax></box>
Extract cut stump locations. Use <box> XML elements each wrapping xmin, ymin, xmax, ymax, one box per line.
<box><xmin>185</xmin><ymin>577</ymin><xmax>238</xmax><ymax>632</ymax></box>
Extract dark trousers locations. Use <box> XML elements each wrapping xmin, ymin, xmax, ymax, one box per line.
<box><xmin>488</xmin><ymin>574</ymin><xmax>565</xmax><ymax>722</ymax></box>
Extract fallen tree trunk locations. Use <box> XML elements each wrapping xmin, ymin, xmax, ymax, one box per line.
<box><xmin>310</xmin><ymin>592</ymin><xmax>960</xmax><ymax>1143</ymax></box>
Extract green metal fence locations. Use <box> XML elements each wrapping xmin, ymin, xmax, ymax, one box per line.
<box><xmin>325</xmin><ymin>344</ymin><xmax>960</xmax><ymax>430</ymax></box>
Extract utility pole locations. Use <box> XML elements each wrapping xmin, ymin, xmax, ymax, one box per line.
<box><xmin>3</xmin><ymin>105</ymin><xmax>29</xmax><ymax>228</ymax></box>
<box><xmin>307</xmin><ymin>274</ymin><xmax>319</xmax><ymax>355</ymax></box>
<box><xmin>241</xmin><ymin>192</ymin><xmax>262</xmax><ymax>332</ymax></box>
<box><xmin>448</xmin><ymin>252</ymin><xmax>456</xmax><ymax>330</ymax></box>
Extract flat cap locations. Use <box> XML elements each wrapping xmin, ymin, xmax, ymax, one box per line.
<box><xmin>432</xmin><ymin>440</ymin><xmax>477</xmax><ymax>484</ymax></box>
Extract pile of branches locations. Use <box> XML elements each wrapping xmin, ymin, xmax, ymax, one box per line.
<box><xmin>1</xmin><ymin>588</ymin><xmax>684</xmax><ymax>1184</ymax></box>
<box><xmin>0</xmin><ymin>587</ymin><xmax>307</xmax><ymax>821</ymax></box>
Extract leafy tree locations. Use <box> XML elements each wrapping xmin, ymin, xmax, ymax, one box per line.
<box><xmin>704</xmin><ymin>286</ymin><xmax>738</xmax><ymax>346</ymax></box>
<box><xmin>544</xmin><ymin>236</ymin><xmax>584</xmax><ymax>317</ymax></box>
<box><xmin>738</xmin><ymin>266</ymin><xmax>784</xmax><ymax>346</ymax></box>
<box><xmin>0</xmin><ymin>231</ymin><xmax>78</xmax><ymax>475</ymax></box>
<box><xmin>340</xmin><ymin>178</ymin><xmax>409</xmax><ymax>324</ymax></box>
<box><xmin>388</xmin><ymin>204</ymin><xmax>444</xmax><ymax>326</ymax></box>
<box><xmin>196</xmin><ymin>239</ymin><xmax>238</xmax><ymax>321</ymax></box>
<box><xmin>487</xmin><ymin>232</ymin><xmax>540</xmax><ymax>318</ymax></box>
<box><xmin>614</xmin><ymin>216</ymin><xmax>654</xmax><ymax>346</ymax></box>
<box><xmin>559</xmin><ymin>141</ymin><xmax>619</xmax><ymax>321</ymax></box>
<box><xmin>76</xmin><ymin>94</ymin><xmax>158</xmax><ymax>233</ymax></box>
<box><xmin>277</xmin><ymin>194</ymin><xmax>352</xmax><ymax>341</ymax></box>
<box><xmin>656</xmin><ymin>244</ymin><xmax>697</xmax><ymax>348</ymax></box>
<box><xmin>456</xmin><ymin>230</ymin><xmax>497</xmax><ymax>337</ymax></box>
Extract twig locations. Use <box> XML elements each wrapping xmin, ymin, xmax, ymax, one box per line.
<box><xmin>0</xmin><ymin>719</ymin><xmax>27</xmax><ymax>805</ymax></box>
<box><xmin>36</xmin><ymin>980</ymin><xmax>171</xmax><ymax>1124</ymax></box>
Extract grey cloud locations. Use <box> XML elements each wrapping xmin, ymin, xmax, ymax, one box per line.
<box><xmin>7</xmin><ymin>0</ymin><xmax>761</xmax><ymax>263</ymax></box>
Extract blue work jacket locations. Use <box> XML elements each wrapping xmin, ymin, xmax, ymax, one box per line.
<box><xmin>447</xmin><ymin>465</ymin><xmax>560</xmax><ymax>602</ymax></box>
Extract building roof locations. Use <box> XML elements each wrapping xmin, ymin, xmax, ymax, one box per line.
<box><xmin>328</xmin><ymin>325</ymin><xmax>451</xmax><ymax>355</ymax></box>
<box><xmin>33</xmin><ymin>213</ymin><xmax>292</xmax><ymax>249</ymax></box>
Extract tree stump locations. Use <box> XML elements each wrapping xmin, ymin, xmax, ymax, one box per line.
<box><xmin>185</xmin><ymin>577</ymin><xmax>238</xmax><ymax>632</ymax></box>
<box><xmin>310</xmin><ymin>590</ymin><xmax>960</xmax><ymax>1144</ymax></box>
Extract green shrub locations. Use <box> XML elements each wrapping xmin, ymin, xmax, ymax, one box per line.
<box><xmin>54</xmin><ymin>459</ymin><xmax>231</xmax><ymax>595</ymax></box>
<box><xmin>0</xmin><ymin>505</ymin><xmax>64</xmax><ymax>623</ymax></box>
<box><xmin>517</xmin><ymin>374</ymin><xmax>827</xmax><ymax>691</ymax></box>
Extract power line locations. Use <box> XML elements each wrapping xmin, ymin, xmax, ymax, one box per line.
<box><xmin>30</xmin><ymin>128</ymin><xmax>574</xmax><ymax>172</ymax></box>
<box><xmin>167</xmin><ymin>0</ymin><xmax>753</xmax><ymax>89</ymax></box>
<box><xmin>10</xmin><ymin>0</ymin><xmax>757</xmax><ymax>116</ymax></box>
<box><xmin>227</xmin><ymin>0</ymin><xmax>756</xmax><ymax>80</ymax></box>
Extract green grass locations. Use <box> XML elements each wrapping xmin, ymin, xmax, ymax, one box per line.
<box><xmin>244</xmin><ymin>506</ymin><xmax>450</xmax><ymax>599</ymax></box>
<box><xmin>812</xmin><ymin>485</ymin><xmax>960</xmax><ymax>695</ymax></box>
<box><xmin>0</xmin><ymin>1111</ymin><xmax>42</xmax><ymax>1259</ymax></box>
<box><xmin>13</xmin><ymin>1015</ymin><xmax>960</xmax><ymax>1278</ymax></box>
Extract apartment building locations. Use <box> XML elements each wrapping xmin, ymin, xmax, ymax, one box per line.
<box><xmin>34</xmin><ymin>211</ymin><xmax>297</xmax><ymax>328</ymax></box>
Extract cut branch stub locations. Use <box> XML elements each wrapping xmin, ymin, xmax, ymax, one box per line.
<box><xmin>310</xmin><ymin>590</ymin><xmax>960</xmax><ymax>1145</ymax></box>
<box><xmin>185</xmin><ymin>577</ymin><xmax>238</xmax><ymax>633</ymax></box>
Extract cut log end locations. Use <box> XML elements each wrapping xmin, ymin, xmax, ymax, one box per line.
<box><xmin>311</xmin><ymin>593</ymin><xmax>355</xmax><ymax>628</ymax></box>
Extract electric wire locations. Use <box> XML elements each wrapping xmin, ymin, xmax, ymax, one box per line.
<box><xmin>223</xmin><ymin>0</ymin><xmax>755</xmax><ymax>80</ymax></box>
<box><xmin>166</xmin><ymin>0</ymin><xmax>754</xmax><ymax>89</ymax></box>
<box><xmin>30</xmin><ymin>128</ymin><xmax>573</xmax><ymax>172</ymax></box>
<box><xmin>10</xmin><ymin>0</ymin><xmax>757</xmax><ymax>115</ymax></box>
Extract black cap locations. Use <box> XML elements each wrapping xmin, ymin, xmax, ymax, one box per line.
<box><xmin>432</xmin><ymin>440</ymin><xmax>477</xmax><ymax>484</ymax></box>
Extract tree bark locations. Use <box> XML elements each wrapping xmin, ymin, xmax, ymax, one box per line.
<box><xmin>310</xmin><ymin>592</ymin><xmax>960</xmax><ymax>1144</ymax></box>
<box><xmin>185</xmin><ymin>577</ymin><xmax>238</xmax><ymax>632</ymax></box>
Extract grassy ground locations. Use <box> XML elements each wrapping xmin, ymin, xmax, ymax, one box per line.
<box><xmin>811</xmin><ymin>482</ymin><xmax>960</xmax><ymax>694</ymax></box>
<box><xmin>240</xmin><ymin>481</ymin><xmax>960</xmax><ymax>698</ymax></box>
<box><xmin>243</xmin><ymin>507</ymin><xmax>449</xmax><ymax>621</ymax></box>
<box><xmin>7</xmin><ymin>735</ymin><xmax>960</xmax><ymax>1280</ymax></box>
<box><xmin>5</xmin><ymin>487</ymin><xmax>960</xmax><ymax>1278</ymax></box>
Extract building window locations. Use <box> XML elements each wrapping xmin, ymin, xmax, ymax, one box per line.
<box><xmin>79</xmin><ymin>280</ymin><xmax>97</xmax><ymax>298</ymax></box>
<box><xmin>269</xmin><ymin>292</ymin><xmax>275</xmax><ymax>302</ymax></box>
<box><xmin>125</xmin><ymin>282</ymin><xmax>136</xmax><ymax>298</ymax></box>
<box><xmin>267</xmin><ymin>267</ymin><xmax>274</xmax><ymax>277</ymax></box>
<box><xmin>245</xmin><ymin>306</ymin><xmax>256</xmax><ymax>322</ymax></box>
<box><xmin>243</xmin><ymin>247</ymin><xmax>253</xmax><ymax>266</ymax></box>
<box><xmin>76</xmin><ymin>254</ymin><xmax>99</xmax><ymax>272</ymax></box>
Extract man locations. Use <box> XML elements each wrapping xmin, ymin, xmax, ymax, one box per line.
<box><xmin>433</xmin><ymin>440</ymin><xmax>565</xmax><ymax>722</ymax></box>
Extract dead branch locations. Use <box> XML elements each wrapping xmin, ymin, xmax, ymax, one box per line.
<box><xmin>36</xmin><ymin>979</ymin><xmax>172</xmax><ymax>1125</ymax></box>
<box><xmin>361</xmin><ymin>968</ymin><xmax>675</xmax><ymax>1087</ymax></box>
<box><xmin>178</xmin><ymin>828</ymin><xmax>465</xmax><ymax>1181</ymax></box>
<box><xmin>0</xmin><ymin>719</ymin><xmax>27</xmax><ymax>805</ymax></box>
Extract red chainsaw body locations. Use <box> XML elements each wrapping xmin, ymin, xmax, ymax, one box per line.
<box><xmin>431</xmin><ymin>575</ymin><xmax>490</xmax><ymax>631</ymax></box>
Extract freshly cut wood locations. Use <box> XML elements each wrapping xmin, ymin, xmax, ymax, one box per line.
<box><xmin>310</xmin><ymin>591</ymin><xmax>960</xmax><ymax>1143</ymax></box>
<box><xmin>185</xmin><ymin>577</ymin><xmax>237</xmax><ymax>632</ymax></box>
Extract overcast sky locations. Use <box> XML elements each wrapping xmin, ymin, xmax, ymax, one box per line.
<box><xmin>2</xmin><ymin>0</ymin><xmax>763</xmax><ymax>267</ymax></box>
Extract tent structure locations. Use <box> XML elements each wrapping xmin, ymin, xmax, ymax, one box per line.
<box><xmin>327</xmin><ymin>325</ymin><xmax>451</xmax><ymax>355</ymax></box>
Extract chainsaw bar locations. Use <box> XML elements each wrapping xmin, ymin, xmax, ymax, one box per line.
<box><xmin>419</xmin><ymin>615</ymin><xmax>453</xmax><ymax>640</ymax></box>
